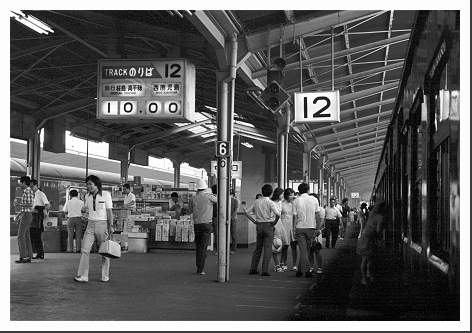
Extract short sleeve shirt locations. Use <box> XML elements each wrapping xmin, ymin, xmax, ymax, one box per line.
<box><xmin>325</xmin><ymin>206</ymin><xmax>342</xmax><ymax>220</ymax></box>
<box><xmin>247</xmin><ymin>197</ymin><xmax>281</xmax><ymax>223</ymax></box>
<box><xmin>63</xmin><ymin>197</ymin><xmax>84</xmax><ymax>218</ymax></box>
<box><xmin>85</xmin><ymin>191</ymin><xmax>112</xmax><ymax>221</ymax></box>
<box><xmin>21</xmin><ymin>187</ymin><xmax>35</xmax><ymax>213</ymax></box>
<box><xmin>293</xmin><ymin>193</ymin><xmax>320</xmax><ymax>229</ymax></box>
<box><xmin>33</xmin><ymin>189</ymin><xmax>49</xmax><ymax>208</ymax></box>
<box><xmin>124</xmin><ymin>192</ymin><xmax>136</xmax><ymax>210</ymax></box>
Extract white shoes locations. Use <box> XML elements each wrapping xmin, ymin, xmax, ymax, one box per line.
<box><xmin>316</xmin><ymin>268</ymin><xmax>323</xmax><ymax>274</ymax></box>
<box><xmin>74</xmin><ymin>276</ymin><xmax>88</xmax><ymax>283</ymax></box>
<box><xmin>101</xmin><ymin>277</ymin><xmax>110</xmax><ymax>282</ymax></box>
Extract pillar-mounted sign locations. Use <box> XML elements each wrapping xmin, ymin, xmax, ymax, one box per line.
<box><xmin>97</xmin><ymin>59</ymin><xmax>195</xmax><ymax>122</ymax></box>
<box><xmin>210</xmin><ymin>161</ymin><xmax>242</xmax><ymax>179</ymax></box>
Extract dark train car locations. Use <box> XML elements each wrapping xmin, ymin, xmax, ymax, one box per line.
<box><xmin>372</xmin><ymin>10</ymin><xmax>460</xmax><ymax>307</ymax></box>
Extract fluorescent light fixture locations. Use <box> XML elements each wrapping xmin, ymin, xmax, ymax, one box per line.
<box><xmin>235</xmin><ymin>120</ymin><xmax>256</xmax><ymax>128</ymax></box>
<box><xmin>241</xmin><ymin>142</ymin><xmax>253</xmax><ymax>149</ymax></box>
<box><xmin>11</xmin><ymin>10</ymin><xmax>54</xmax><ymax>35</ymax></box>
<box><xmin>201</xmin><ymin>133</ymin><xmax>216</xmax><ymax>138</ymax></box>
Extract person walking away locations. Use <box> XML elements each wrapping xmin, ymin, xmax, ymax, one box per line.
<box><xmin>292</xmin><ymin>183</ymin><xmax>320</xmax><ymax>278</ymax></box>
<box><xmin>229</xmin><ymin>189</ymin><xmax>239</xmax><ymax>254</ymax></box>
<box><xmin>63</xmin><ymin>189</ymin><xmax>84</xmax><ymax>253</ymax></box>
<box><xmin>356</xmin><ymin>201</ymin><xmax>387</xmax><ymax>285</ymax></box>
<box><xmin>324</xmin><ymin>197</ymin><xmax>342</xmax><ymax>248</ymax></box>
<box><xmin>14</xmin><ymin>176</ymin><xmax>34</xmax><ymax>263</ymax></box>
<box><xmin>279</xmin><ymin>188</ymin><xmax>296</xmax><ymax>271</ymax></box>
<box><xmin>188</xmin><ymin>179</ymin><xmax>217</xmax><ymax>275</ymax></box>
<box><xmin>339</xmin><ymin>198</ymin><xmax>350</xmax><ymax>239</ymax></box>
<box><xmin>75</xmin><ymin>175</ymin><xmax>113</xmax><ymax>283</ymax></box>
<box><xmin>243</xmin><ymin>184</ymin><xmax>281</xmax><ymax>276</ymax></box>
<box><xmin>122</xmin><ymin>183</ymin><xmax>136</xmax><ymax>212</ymax></box>
<box><xmin>30</xmin><ymin>179</ymin><xmax>50</xmax><ymax>260</ymax></box>
<box><xmin>270</xmin><ymin>188</ymin><xmax>284</xmax><ymax>272</ymax></box>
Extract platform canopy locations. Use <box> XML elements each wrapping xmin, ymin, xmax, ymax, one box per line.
<box><xmin>10</xmin><ymin>10</ymin><xmax>416</xmax><ymax>194</ymax></box>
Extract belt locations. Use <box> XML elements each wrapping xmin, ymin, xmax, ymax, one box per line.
<box><xmin>256</xmin><ymin>222</ymin><xmax>273</xmax><ymax>224</ymax></box>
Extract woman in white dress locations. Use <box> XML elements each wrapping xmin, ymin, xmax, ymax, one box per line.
<box><xmin>279</xmin><ymin>188</ymin><xmax>296</xmax><ymax>271</ymax></box>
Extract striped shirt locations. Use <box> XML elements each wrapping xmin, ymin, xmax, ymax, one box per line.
<box><xmin>21</xmin><ymin>187</ymin><xmax>35</xmax><ymax>213</ymax></box>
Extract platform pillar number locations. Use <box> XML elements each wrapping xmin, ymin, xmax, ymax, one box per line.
<box><xmin>216</xmin><ymin>141</ymin><xmax>230</xmax><ymax>158</ymax></box>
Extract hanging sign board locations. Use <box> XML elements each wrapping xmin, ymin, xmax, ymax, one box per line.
<box><xmin>97</xmin><ymin>59</ymin><xmax>195</xmax><ymax>122</ymax></box>
<box><xmin>294</xmin><ymin>91</ymin><xmax>340</xmax><ymax>123</ymax></box>
<box><xmin>351</xmin><ymin>192</ymin><xmax>360</xmax><ymax>199</ymax></box>
<box><xmin>210</xmin><ymin>161</ymin><xmax>242</xmax><ymax>179</ymax></box>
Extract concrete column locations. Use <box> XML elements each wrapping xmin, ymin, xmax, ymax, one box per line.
<box><xmin>27</xmin><ymin>132</ymin><xmax>41</xmax><ymax>181</ymax></box>
<box><xmin>302</xmin><ymin>151</ymin><xmax>310</xmax><ymax>183</ymax></box>
<box><xmin>319</xmin><ymin>156</ymin><xmax>326</xmax><ymax>205</ymax></box>
<box><xmin>120</xmin><ymin>160</ymin><xmax>129</xmax><ymax>184</ymax></box>
<box><xmin>277</xmin><ymin>128</ymin><xmax>285</xmax><ymax>189</ymax></box>
<box><xmin>327</xmin><ymin>167</ymin><xmax>332</xmax><ymax>203</ymax></box>
<box><xmin>172</xmin><ymin>159</ymin><xmax>182</xmax><ymax>188</ymax></box>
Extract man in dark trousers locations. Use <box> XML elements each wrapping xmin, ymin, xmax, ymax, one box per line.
<box><xmin>30</xmin><ymin>179</ymin><xmax>50</xmax><ymax>259</ymax></box>
<box><xmin>14</xmin><ymin>176</ymin><xmax>34</xmax><ymax>263</ymax></box>
<box><xmin>229</xmin><ymin>189</ymin><xmax>239</xmax><ymax>254</ymax></box>
<box><xmin>244</xmin><ymin>184</ymin><xmax>281</xmax><ymax>276</ymax></box>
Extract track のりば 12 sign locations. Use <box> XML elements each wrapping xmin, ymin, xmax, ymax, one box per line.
<box><xmin>97</xmin><ymin>59</ymin><xmax>195</xmax><ymax>122</ymax></box>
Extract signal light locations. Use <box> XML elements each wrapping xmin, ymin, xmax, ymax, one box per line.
<box><xmin>260</xmin><ymin>81</ymin><xmax>290</xmax><ymax>113</ymax></box>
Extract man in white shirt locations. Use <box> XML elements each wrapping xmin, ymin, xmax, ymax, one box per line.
<box><xmin>325</xmin><ymin>197</ymin><xmax>343</xmax><ymax>248</ymax></box>
<box><xmin>293</xmin><ymin>183</ymin><xmax>320</xmax><ymax>278</ymax></box>
<box><xmin>30</xmin><ymin>179</ymin><xmax>50</xmax><ymax>260</ymax></box>
<box><xmin>244</xmin><ymin>184</ymin><xmax>281</xmax><ymax>276</ymax></box>
<box><xmin>75</xmin><ymin>175</ymin><xmax>113</xmax><ymax>283</ymax></box>
<box><xmin>122</xmin><ymin>183</ymin><xmax>136</xmax><ymax>211</ymax></box>
<box><xmin>63</xmin><ymin>189</ymin><xmax>85</xmax><ymax>253</ymax></box>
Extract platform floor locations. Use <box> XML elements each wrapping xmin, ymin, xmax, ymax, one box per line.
<box><xmin>11</xmin><ymin>225</ymin><xmax>458</xmax><ymax>321</ymax></box>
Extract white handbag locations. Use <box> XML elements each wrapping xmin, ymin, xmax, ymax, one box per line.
<box><xmin>99</xmin><ymin>239</ymin><xmax>121</xmax><ymax>259</ymax></box>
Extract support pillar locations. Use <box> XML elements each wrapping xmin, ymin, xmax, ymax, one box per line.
<box><xmin>319</xmin><ymin>156</ymin><xmax>326</xmax><ymax>205</ymax></box>
<box><xmin>172</xmin><ymin>159</ymin><xmax>182</xmax><ymax>188</ymax></box>
<box><xmin>120</xmin><ymin>160</ymin><xmax>129</xmax><ymax>185</ymax></box>
<box><xmin>216</xmin><ymin>75</ymin><xmax>230</xmax><ymax>283</ymax></box>
<box><xmin>27</xmin><ymin>132</ymin><xmax>41</xmax><ymax>181</ymax></box>
<box><xmin>327</xmin><ymin>166</ymin><xmax>333</xmax><ymax>204</ymax></box>
<box><xmin>277</xmin><ymin>128</ymin><xmax>286</xmax><ymax>189</ymax></box>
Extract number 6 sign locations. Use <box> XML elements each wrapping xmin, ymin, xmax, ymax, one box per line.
<box><xmin>294</xmin><ymin>91</ymin><xmax>340</xmax><ymax>123</ymax></box>
<box><xmin>215</xmin><ymin>141</ymin><xmax>230</xmax><ymax>157</ymax></box>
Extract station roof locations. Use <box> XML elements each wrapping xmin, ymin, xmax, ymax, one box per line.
<box><xmin>10</xmin><ymin>10</ymin><xmax>416</xmax><ymax>195</ymax></box>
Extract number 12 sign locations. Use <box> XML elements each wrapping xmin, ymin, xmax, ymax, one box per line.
<box><xmin>294</xmin><ymin>91</ymin><xmax>340</xmax><ymax>123</ymax></box>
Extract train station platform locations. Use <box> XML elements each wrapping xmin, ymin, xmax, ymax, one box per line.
<box><xmin>10</xmin><ymin>225</ymin><xmax>457</xmax><ymax>321</ymax></box>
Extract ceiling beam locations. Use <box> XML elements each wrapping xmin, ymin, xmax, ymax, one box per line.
<box><xmin>329</xmin><ymin>148</ymin><xmax>384</xmax><ymax>165</ymax></box>
<box><xmin>323</xmin><ymin>135</ymin><xmax>388</xmax><ymax>153</ymax></box>
<box><xmin>335</xmin><ymin>154</ymin><xmax>381</xmax><ymax>169</ymax></box>
<box><xmin>131</xmin><ymin>120</ymin><xmax>213</xmax><ymax>147</ymax></box>
<box><xmin>310</xmin><ymin>110</ymin><xmax>392</xmax><ymax>134</ymax></box>
<box><xmin>36</xmin><ymin>97</ymin><xmax>95</xmax><ymax>119</ymax></box>
<box><xmin>320</xmin><ymin>128</ymin><xmax>387</xmax><ymax>148</ymax></box>
<box><xmin>340</xmin><ymin>81</ymin><xmax>398</xmax><ymax>105</ymax></box>
<box><xmin>287</xmin><ymin>61</ymin><xmax>403</xmax><ymax>93</ymax></box>
<box><xmin>252</xmin><ymin>33</ymin><xmax>410</xmax><ymax>78</ymax></box>
<box><xmin>316</xmin><ymin>120</ymin><xmax>389</xmax><ymax>143</ymax></box>
<box><xmin>338</xmin><ymin>160</ymin><xmax>379</xmax><ymax>172</ymax></box>
<box><xmin>46</xmin><ymin>19</ymin><xmax>108</xmax><ymax>58</ymax></box>
<box><xmin>245</xmin><ymin>11</ymin><xmax>382</xmax><ymax>53</ymax></box>
<box><xmin>340</xmin><ymin>98</ymin><xmax>395</xmax><ymax>116</ymax></box>
<box><xmin>329</xmin><ymin>144</ymin><xmax>383</xmax><ymax>160</ymax></box>
<box><xmin>11</xmin><ymin>96</ymin><xmax>40</xmax><ymax>109</ymax></box>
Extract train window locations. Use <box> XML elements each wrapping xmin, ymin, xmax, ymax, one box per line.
<box><xmin>431</xmin><ymin>139</ymin><xmax>451</xmax><ymax>260</ymax></box>
<box><xmin>410</xmin><ymin>123</ymin><xmax>423</xmax><ymax>244</ymax></box>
